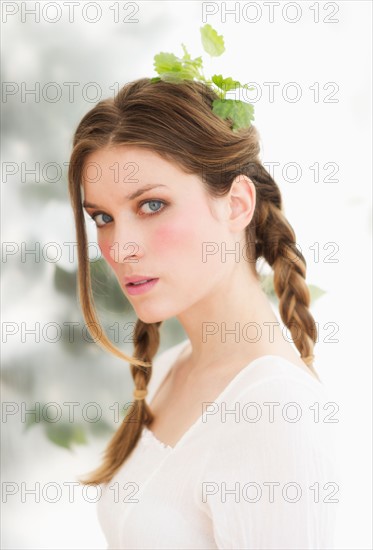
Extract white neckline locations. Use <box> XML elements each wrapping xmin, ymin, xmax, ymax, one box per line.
<box><xmin>144</xmin><ymin>339</ymin><xmax>322</xmax><ymax>452</ymax></box>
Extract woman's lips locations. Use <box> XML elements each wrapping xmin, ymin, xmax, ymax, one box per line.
<box><xmin>125</xmin><ymin>278</ymin><xmax>159</xmax><ymax>296</ymax></box>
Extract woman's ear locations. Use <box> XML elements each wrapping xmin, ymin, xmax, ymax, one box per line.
<box><xmin>227</xmin><ymin>175</ymin><xmax>256</xmax><ymax>233</ymax></box>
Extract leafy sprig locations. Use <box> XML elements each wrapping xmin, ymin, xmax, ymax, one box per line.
<box><xmin>151</xmin><ymin>24</ymin><xmax>255</xmax><ymax>131</ymax></box>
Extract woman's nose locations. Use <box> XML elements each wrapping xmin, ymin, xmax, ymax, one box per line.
<box><xmin>109</xmin><ymin>241</ymin><xmax>141</xmax><ymax>264</ymax></box>
<box><xmin>109</xmin><ymin>226</ymin><xmax>144</xmax><ymax>264</ymax></box>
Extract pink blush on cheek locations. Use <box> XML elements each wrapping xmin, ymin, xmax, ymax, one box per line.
<box><xmin>98</xmin><ymin>240</ymin><xmax>117</xmax><ymax>268</ymax></box>
<box><xmin>152</xmin><ymin>220</ymin><xmax>192</xmax><ymax>251</ymax></box>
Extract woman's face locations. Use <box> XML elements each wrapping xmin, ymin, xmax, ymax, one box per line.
<box><xmin>82</xmin><ymin>145</ymin><xmax>237</xmax><ymax>324</ymax></box>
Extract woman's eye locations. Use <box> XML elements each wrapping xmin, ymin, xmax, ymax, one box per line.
<box><xmin>92</xmin><ymin>213</ymin><xmax>112</xmax><ymax>227</ymax></box>
<box><xmin>90</xmin><ymin>200</ymin><xmax>166</xmax><ymax>228</ymax></box>
<box><xmin>139</xmin><ymin>200</ymin><xmax>166</xmax><ymax>215</ymax></box>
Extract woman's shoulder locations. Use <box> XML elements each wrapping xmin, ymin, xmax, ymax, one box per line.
<box><xmin>205</xmin><ymin>355</ymin><xmax>339</xmax><ymax>467</ymax></box>
<box><xmin>219</xmin><ymin>354</ymin><xmax>337</xmax><ymax>434</ymax></box>
<box><xmin>229</xmin><ymin>353</ymin><xmax>333</xmax><ymax>402</ymax></box>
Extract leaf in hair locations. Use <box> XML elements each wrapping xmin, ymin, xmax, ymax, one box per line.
<box><xmin>200</xmin><ymin>23</ymin><xmax>225</xmax><ymax>57</ymax></box>
<box><xmin>212</xmin><ymin>74</ymin><xmax>255</xmax><ymax>94</ymax></box>
<box><xmin>212</xmin><ymin>98</ymin><xmax>255</xmax><ymax>131</ymax></box>
<box><xmin>151</xmin><ymin>24</ymin><xmax>255</xmax><ymax>129</ymax></box>
<box><xmin>153</xmin><ymin>50</ymin><xmax>203</xmax><ymax>82</ymax></box>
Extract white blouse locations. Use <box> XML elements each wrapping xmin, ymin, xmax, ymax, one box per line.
<box><xmin>97</xmin><ymin>338</ymin><xmax>340</xmax><ymax>549</ymax></box>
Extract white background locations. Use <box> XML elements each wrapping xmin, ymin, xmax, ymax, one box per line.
<box><xmin>1</xmin><ymin>1</ymin><xmax>372</xmax><ymax>548</ymax></box>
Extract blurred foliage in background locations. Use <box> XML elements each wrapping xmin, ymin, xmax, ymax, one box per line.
<box><xmin>1</xmin><ymin>18</ymin><xmax>326</xmax><ymax>453</ymax></box>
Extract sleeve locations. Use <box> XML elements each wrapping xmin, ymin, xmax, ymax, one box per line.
<box><xmin>201</xmin><ymin>376</ymin><xmax>340</xmax><ymax>550</ymax></box>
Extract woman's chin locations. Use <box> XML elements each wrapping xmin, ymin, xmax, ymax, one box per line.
<box><xmin>131</xmin><ymin>298</ymin><xmax>182</xmax><ymax>325</ymax></box>
<box><xmin>135</xmin><ymin>308</ymin><xmax>168</xmax><ymax>325</ymax></box>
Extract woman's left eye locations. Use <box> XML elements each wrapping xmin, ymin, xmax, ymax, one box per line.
<box><xmin>139</xmin><ymin>200</ymin><xmax>166</xmax><ymax>216</ymax></box>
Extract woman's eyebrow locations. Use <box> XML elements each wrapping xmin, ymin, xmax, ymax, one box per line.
<box><xmin>82</xmin><ymin>184</ymin><xmax>168</xmax><ymax>209</ymax></box>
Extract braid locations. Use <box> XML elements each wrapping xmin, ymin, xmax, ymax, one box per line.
<box><xmin>130</xmin><ymin>319</ymin><xmax>162</xmax><ymax>425</ymax></box>
<box><xmin>77</xmin><ymin>319</ymin><xmax>161</xmax><ymax>485</ymax></box>
<box><xmin>247</xmin><ymin>163</ymin><xmax>320</xmax><ymax>382</ymax></box>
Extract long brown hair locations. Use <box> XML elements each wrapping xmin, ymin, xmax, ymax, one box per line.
<box><xmin>68</xmin><ymin>77</ymin><xmax>320</xmax><ymax>486</ymax></box>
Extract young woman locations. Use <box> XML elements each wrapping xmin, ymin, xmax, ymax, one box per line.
<box><xmin>68</xmin><ymin>78</ymin><xmax>338</xmax><ymax>548</ymax></box>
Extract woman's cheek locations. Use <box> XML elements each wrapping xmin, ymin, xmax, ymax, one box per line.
<box><xmin>98</xmin><ymin>239</ymin><xmax>117</xmax><ymax>269</ymax></box>
<box><xmin>152</xmin><ymin>219</ymin><xmax>193</xmax><ymax>253</ymax></box>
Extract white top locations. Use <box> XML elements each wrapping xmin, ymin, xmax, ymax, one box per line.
<box><xmin>97</xmin><ymin>339</ymin><xmax>340</xmax><ymax>549</ymax></box>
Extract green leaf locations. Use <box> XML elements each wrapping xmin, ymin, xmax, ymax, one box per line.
<box><xmin>212</xmin><ymin>74</ymin><xmax>256</xmax><ymax>95</ymax></box>
<box><xmin>153</xmin><ymin>52</ymin><xmax>181</xmax><ymax>74</ymax></box>
<box><xmin>150</xmin><ymin>26</ymin><xmax>256</xmax><ymax>132</ymax></box>
<box><xmin>212</xmin><ymin>98</ymin><xmax>255</xmax><ymax>130</ymax></box>
<box><xmin>71</xmin><ymin>425</ymin><xmax>87</xmax><ymax>445</ymax></box>
<box><xmin>157</xmin><ymin>70</ymin><xmax>195</xmax><ymax>83</ymax></box>
<box><xmin>212</xmin><ymin>74</ymin><xmax>242</xmax><ymax>92</ymax></box>
<box><xmin>200</xmin><ymin>24</ymin><xmax>225</xmax><ymax>57</ymax></box>
<box><xmin>45</xmin><ymin>423</ymin><xmax>87</xmax><ymax>450</ymax></box>
<box><xmin>181</xmin><ymin>43</ymin><xmax>191</xmax><ymax>61</ymax></box>
<box><xmin>241</xmin><ymin>84</ymin><xmax>256</xmax><ymax>91</ymax></box>
<box><xmin>153</xmin><ymin>51</ymin><xmax>203</xmax><ymax>82</ymax></box>
<box><xmin>186</xmin><ymin>55</ymin><xmax>203</xmax><ymax>70</ymax></box>
<box><xmin>54</xmin><ymin>264</ymin><xmax>77</xmax><ymax>297</ymax></box>
<box><xmin>87</xmin><ymin>418</ymin><xmax>115</xmax><ymax>436</ymax></box>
